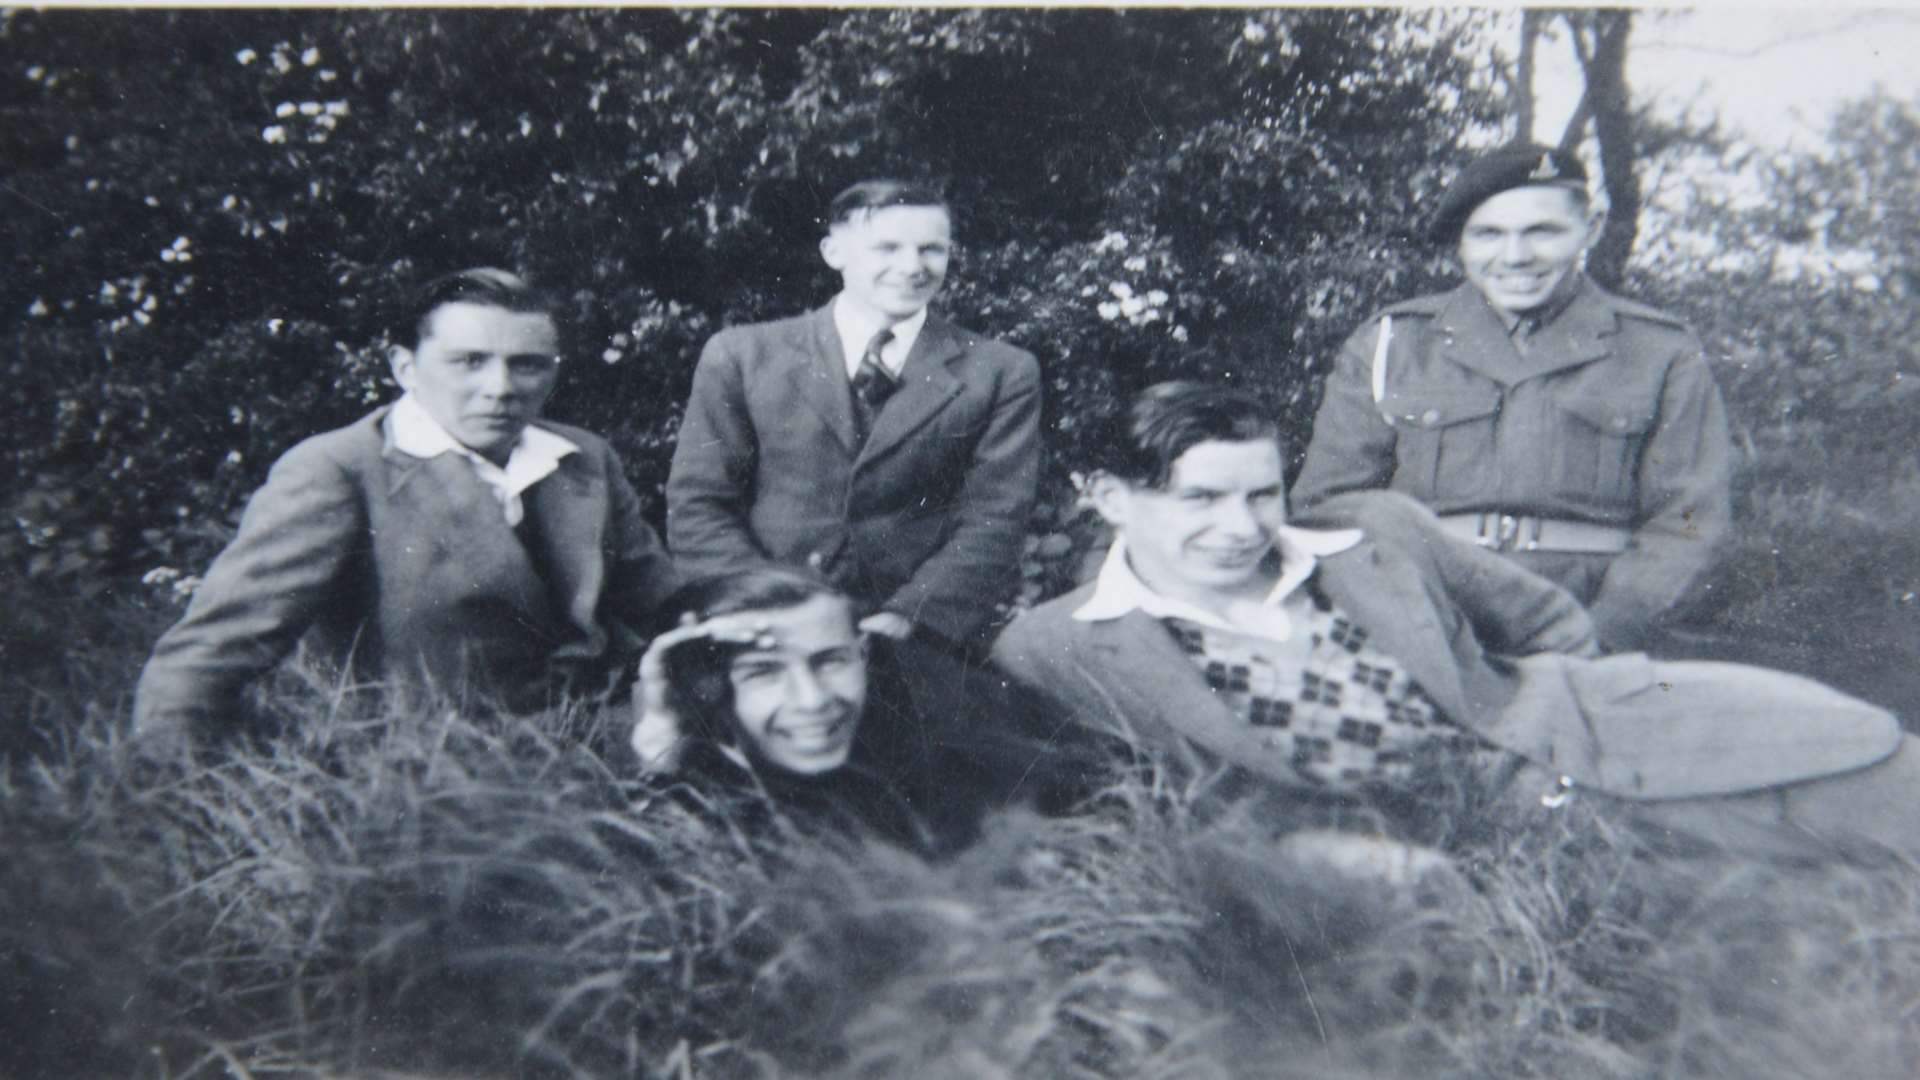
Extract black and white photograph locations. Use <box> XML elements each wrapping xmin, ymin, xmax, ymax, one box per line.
<box><xmin>4</xmin><ymin>5</ymin><xmax>1919</xmax><ymax>1077</ymax></box>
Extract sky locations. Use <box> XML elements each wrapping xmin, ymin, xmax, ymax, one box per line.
<box><xmin>1532</xmin><ymin>7</ymin><xmax>1920</xmax><ymax>150</ymax></box>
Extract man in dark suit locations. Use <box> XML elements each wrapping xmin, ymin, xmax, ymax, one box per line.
<box><xmin>134</xmin><ymin>269</ymin><xmax>680</xmax><ymax>749</ymax></box>
<box><xmin>995</xmin><ymin>382</ymin><xmax>1920</xmax><ymax>861</ymax></box>
<box><xmin>665</xmin><ymin>180</ymin><xmax>1040</xmax><ymax>656</ymax></box>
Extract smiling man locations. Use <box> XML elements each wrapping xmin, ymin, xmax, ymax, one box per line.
<box><xmin>1292</xmin><ymin>143</ymin><xmax>1734</xmax><ymax>652</ymax></box>
<box><xmin>995</xmin><ymin>382</ymin><xmax>1920</xmax><ymax>863</ymax></box>
<box><xmin>665</xmin><ymin>180</ymin><xmax>1040</xmax><ymax>658</ymax></box>
<box><xmin>134</xmin><ymin>269</ymin><xmax>679</xmax><ymax>748</ymax></box>
<box><xmin>629</xmin><ymin>568</ymin><xmax>1044</xmax><ymax>856</ymax></box>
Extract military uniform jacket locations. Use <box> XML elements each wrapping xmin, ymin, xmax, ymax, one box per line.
<box><xmin>1292</xmin><ymin>280</ymin><xmax>1734</xmax><ymax>647</ymax></box>
<box><xmin>665</xmin><ymin>305</ymin><xmax>1041</xmax><ymax>650</ymax></box>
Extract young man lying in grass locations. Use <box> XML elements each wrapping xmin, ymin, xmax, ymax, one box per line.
<box><xmin>994</xmin><ymin>381</ymin><xmax>1920</xmax><ymax>864</ymax></box>
<box><xmin>629</xmin><ymin>568</ymin><xmax>1046</xmax><ymax>857</ymax></box>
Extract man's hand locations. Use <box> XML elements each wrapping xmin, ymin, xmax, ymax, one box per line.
<box><xmin>630</xmin><ymin>611</ymin><xmax>775</xmax><ymax>772</ymax></box>
<box><xmin>858</xmin><ymin>611</ymin><xmax>914</xmax><ymax>641</ymax></box>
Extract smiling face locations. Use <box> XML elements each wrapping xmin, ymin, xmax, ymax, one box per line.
<box><xmin>389</xmin><ymin>301</ymin><xmax>561</xmax><ymax>464</ymax></box>
<box><xmin>1092</xmin><ymin>438</ymin><xmax>1289</xmax><ymax>609</ymax></box>
<box><xmin>820</xmin><ymin>204</ymin><xmax>952</xmax><ymax>324</ymax></box>
<box><xmin>725</xmin><ymin>594</ymin><xmax>868</xmax><ymax>776</ymax></box>
<box><xmin>1456</xmin><ymin>185</ymin><xmax>1602</xmax><ymax>320</ymax></box>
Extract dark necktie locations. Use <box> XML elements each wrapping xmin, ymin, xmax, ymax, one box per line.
<box><xmin>1511</xmin><ymin>315</ymin><xmax>1541</xmax><ymax>357</ymax></box>
<box><xmin>850</xmin><ymin>328</ymin><xmax>897</xmax><ymax>445</ymax></box>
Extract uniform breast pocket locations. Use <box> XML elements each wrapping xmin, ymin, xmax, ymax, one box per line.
<box><xmin>1551</xmin><ymin>390</ymin><xmax>1658</xmax><ymax>503</ymax></box>
<box><xmin>1382</xmin><ymin>384</ymin><xmax>1503</xmax><ymax>500</ymax></box>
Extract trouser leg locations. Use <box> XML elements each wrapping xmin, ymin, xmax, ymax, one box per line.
<box><xmin>1614</xmin><ymin>736</ymin><xmax>1920</xmax><ymax>863</ymax></box>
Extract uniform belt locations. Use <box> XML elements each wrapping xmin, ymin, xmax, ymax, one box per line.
<box><xmin>1436</xmin><ymin>512</ymin><xmax>1632</xmax><ymax>554</ymax></box>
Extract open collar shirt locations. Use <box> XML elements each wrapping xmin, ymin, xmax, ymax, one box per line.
<box><xmin>388</xmin><ymin>393</ymin><xmax>578</xmax><ymax>527</ymax></box>
<box><xmin>1072</xmin><ymin>525</ymin><xmax>1364</xmax><ymax>643</ymax></box>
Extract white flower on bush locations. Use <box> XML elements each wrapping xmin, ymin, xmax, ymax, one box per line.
<box><xmin>1093</xmin><ymin>231</ymin><xmax>1129</xmax><ymax>254</ymax></box>
<box><xmin>235</xmin><ymin>48</ymin><xmax>257</xmax><ymax>65</ymax></box>
<box><xmin>143</xmin><ymin>567</ymin><xmax>204</xmax><ymax>602</ymax></box>
<box><xmin>262</xmin><ymin>125</ymin><xmax>287</xmax><ymax>144</ymax></box>
<box><xmin>1095</xmin><ymin>279</ymin><xmax>1174</xmax><ymax>328</ymax></box>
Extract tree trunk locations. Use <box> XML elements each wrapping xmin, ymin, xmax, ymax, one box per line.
<box><xmin>1572</xmin><ymin>11</ymin><xmax>1638</xmax><ymax>288</ymax></box>
<box><xmin>1515</xmin><ymin>10</ymin><xmax>1541</xmax><ymax>141</ymax></box>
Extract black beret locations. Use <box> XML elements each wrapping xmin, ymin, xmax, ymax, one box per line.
<box><xmin>1430</xmin><ymin>143</ymin><xmax>1588</xmax><ymax>244</ymax></box>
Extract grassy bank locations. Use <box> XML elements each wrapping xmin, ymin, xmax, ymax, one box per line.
<box><xmin>5</xmin><ymin>582</ymin><xmax>1920</xmax><ymax>1079</ymax></box>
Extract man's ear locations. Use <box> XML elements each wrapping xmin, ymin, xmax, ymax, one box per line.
<box><xmin>388</xmin><ymin>344</ymin><xmax>416</xmax><ymax>391</ymax></box>
<box><xmin>819</xmin><ymin>229</ymin><xmax>846</xmax><ymax>272</ymax></box>
<box><xmin>1085</xmin><ymin>471</ymin><xmax>1135</xmax><ymax>529</ymax></box>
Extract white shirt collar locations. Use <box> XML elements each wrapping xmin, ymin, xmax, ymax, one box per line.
<box><xmin>833</xmin><ymin>295</ymin><xmax>927</xmax><ymax>380</ymax></box>
<box><xmin>388</xmin><ymin>393</ymin><xmax>578</xmax><ymax>526</ymax></box>
<box><xmin>1072</xmin><ymin>525</ymin><xmax>1364</xmax><ymax>641</ymax></box>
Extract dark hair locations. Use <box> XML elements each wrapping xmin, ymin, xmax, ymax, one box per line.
<box><xmin>658</xmin><ymin>569</ymin><xmax>855</xmax><ymax>746</ymax></box>
<box><xmin>392</xmin><ymin>267</ymin><xmax>559</xmax><ymax>351</ymax></box>
<box><xmin>826</xmin><ymin>179</ymin><xmax>950</xmax><ymax>228</ymax></box>
<box><xmin>1090</xmin><ymin>381</ymin><xmax>1282</xmax><ymax>490</ymax></box>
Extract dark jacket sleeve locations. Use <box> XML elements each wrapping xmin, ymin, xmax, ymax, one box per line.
<box><xmin>598</xmin><ymin>439</ymin><xmax>681</xmax><ymax>638</ymax></box>
<box><xmin>665</xmin><ymin>331</ymin><xmax>770</xmax><ymax>575</ymax></box>
<box><xmin>883</xmin><ymin>346</ymin><xmax>1042</xmax><ymax>645</ymax></box>
<box><xmin>1291</xmin><ymin>318</ymin><xmax>1400</xmax><ymax>512</ymax></box>
<box><xmin>133</xmin><ymin>438</ymin><xmax>365</xmax><ymax>744</ymax></box>
<box><xmin>1587</xmin><ymin>346</ymin><xmax>1735</xmax><ymax>649</ymax></box>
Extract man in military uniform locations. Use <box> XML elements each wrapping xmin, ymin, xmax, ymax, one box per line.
<box><xmin>1293</xmin><ymin>143</ymin><xmax>1733</xmax><ymax>652</ymax></box>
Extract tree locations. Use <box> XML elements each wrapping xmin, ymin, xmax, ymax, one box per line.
<box><xmin>1504</xmin><ymin>9</ymin><xmax>1639</xmax><ymax>287</ymax></box>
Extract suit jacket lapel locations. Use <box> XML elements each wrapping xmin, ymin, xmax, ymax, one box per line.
<box><xmin>1314</xmin><ymin>540</ymin><xmax>1471</xmax><ymax>719</ymax></box>
<box><xmin>792</xmin><ymin>304</ymin><xmax>860</xmax><ymax>453</ymax></box>
<box><xmin>518</xmin><ymin>441</ymin><xmax>606</xmax><ymax>643</ymax></box>
<box><xmin>1079</xmin><ymin>611</ymin><xmax>1308</xmax><ymax>789</ymax></box>
<box><xmin>860</xmin><ymin>316</ymin><xmax>964</xmax><ymax>464</ymax></box>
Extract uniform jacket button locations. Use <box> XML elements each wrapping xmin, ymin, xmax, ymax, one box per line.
<box><xmin>1422</xmin><ymin>409</ymin><xmax>1442</xmax><ymax>425</ymax></box>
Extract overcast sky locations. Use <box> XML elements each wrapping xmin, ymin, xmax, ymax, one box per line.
<box><xmin>1533</xmin><ymin>7</ymin><xmax>1920</xmax><ymax>150</ymax></box>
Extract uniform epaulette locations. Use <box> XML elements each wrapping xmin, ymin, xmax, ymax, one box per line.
<box><xmin>1603</xmin><ymin>292</ymin><xmax>1692</xmax><ymax>331</ymax></box>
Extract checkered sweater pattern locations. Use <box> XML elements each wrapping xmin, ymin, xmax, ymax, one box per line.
<box><xmin>1161</xmin><ymin>602</ymin><xmax>1480</xmax><ymax>789</ymax></box>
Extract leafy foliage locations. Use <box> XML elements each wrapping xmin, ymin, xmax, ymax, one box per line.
<box><xmin>1626</xmin><ymin>90</ymin><xmax>1920</xmax><ymax>710</ymax></box>
<box><xmin>0</xmin><ymin>7</ymin><xmax>1496</xmax><ymax>598</ymax></box>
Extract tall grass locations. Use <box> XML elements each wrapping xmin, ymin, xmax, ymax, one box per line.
<box><xmin>6</xmin><ymin>581</ymin><xmax>1920</xmax><ymax>1078</ymax></box>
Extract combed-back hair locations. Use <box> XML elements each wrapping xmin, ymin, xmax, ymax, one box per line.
<box><xmin>1091</xmin><ymin>381</ymin><xmax>1283</xmax><ymax>490</ymax></box>
<box><xmin>657</xmin><ymin>569</ymin><xmax>855</xmax><ymax>746</ymax></box>
<box><xmin>826</xmin><ymin>179</ymin><xmax>950</xmax><ymax>228</ymax></box>
<box><xmin>393</xmin><ymin>267</ymin><xmax>558</xmax><ymax>351</ymax></box>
